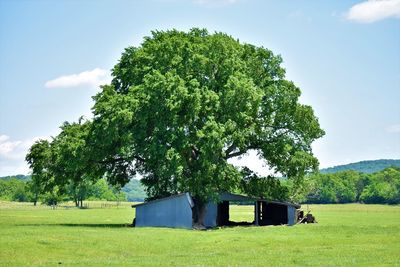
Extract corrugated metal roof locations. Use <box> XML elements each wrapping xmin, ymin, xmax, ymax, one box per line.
<box><xmin>132</xmin><ymin>192</ymin><xmax>300</xmax><ymax>209</ymax></box>
<box><xmin>219</xmin><ymin>192</ymin><xmax>257</xmax><ymax>202</ymax></box>
<box><xmin>220</xmin><ymin>192</ymin><xmax>301</xmax><ymax>208</ymax></box>
<box><xmin>267</xmin><ymin>200</ymin><xmax>301</xmax><ymax>209</ymax></box>
<box><xmin>131</xmin><ymin>192</ymin><xmax>194</xmax><ymax>208</ymax></box>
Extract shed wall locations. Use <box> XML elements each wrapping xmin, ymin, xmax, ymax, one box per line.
<box><xmin>204</xmin><ymin>202</ymin><xmax>217</xmax><ymax>228</ymax></box>
<box><xmin>135</xmin><ymin>193</ymin><xmax>193</xmax><ymax>228</ymax></box>
<box><xmin>287</xmin><ymin>206</ymin><xmax>296</xmax><ymax>225</ymax></box>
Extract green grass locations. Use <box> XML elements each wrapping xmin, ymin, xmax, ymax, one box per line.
<box><xmin>0</xmin><ymin>202</ymin><xmax>399</xmax><ymax>266</ymax></box>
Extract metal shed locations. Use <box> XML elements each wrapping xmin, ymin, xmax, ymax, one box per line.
<box><xmin>132</xmin><ymin>192</ymin><xmax>300</xmax><ymax>229</ymax></box>
<box><xmin>134</xmin><ymin>193</ymin><xmax>194</xmax><ymax>228</ymax></box>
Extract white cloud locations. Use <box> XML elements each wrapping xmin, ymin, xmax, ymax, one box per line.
<box><xmin>0</xmin><ymin>135</ymin><xmax>10</xmax><ymax>143</ymax></box>
<box><xmin>45</xmin><ymin>68</ymin><xmax>111</xmax><ymax>88</ymax></box>
<box><xmin>386</xmin><ymin>124</ymin><xmax>400</xmax><ymax>133</ymax></box>
<box><xmin>0</xmin><ymin>135</ymin><xmax>22</xmax><ymax>158</ymax></box>
<box><xmin>0</xmin><ymin>135</ymin><xmax>50</xmax><ymax>160</ymax></box>
<box><xmin>346</xmin><ymin>0</ymin><xmax>400</xmax><ymax>23</ymax></box>
<box><xmin>228</xmin><ymin>150</ymin><xmax>278</xmax><ymax>176</ymax></box>
<box><xmin>193</xmin><ymin>0</ymin><xmax>239</xmax><ymax>7</ymax></box>
<box><xmin>0</xmin><ymin>135</ymin><xmax>51</xmax><ymax>176</ymax></box>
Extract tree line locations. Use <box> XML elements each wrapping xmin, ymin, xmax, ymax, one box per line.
<box><xmin>296</xmin><ymin>167</ymin><xmax>400</xmax><ymax>204</ymax></box>
<box><xmin>0</xmin><ymin>177</ymin><xmax>126</xmax><ymax>205</ymax></box>
<box><xmin>3</xmin><ymin>166</ymin><xmax>399</xmax><ymax>205</ymax></box>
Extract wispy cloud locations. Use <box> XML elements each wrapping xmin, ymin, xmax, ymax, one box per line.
<box><xmin>0</xmin><ymin>135</ymin><xmax>22</xmax><ymax>158</ymax></box>
<box><xmin>45</xmin><ymin>68</ymin><xmax>111</xmax><ymax>89</ymax></box>
<box><xmin>193</xmin><ymin>0</ymin><xmax>240</xmax><ymax>7</ymax></box>
<box><xmin>0</xmin><ymin>135</ymin><xmax>51</xmax><ymax>176</ymax></box>
<box><xmin>346</xmin><ymin>0</ymin><xmax>400</xmax><ymax>23</ymax></box>
<box><xmin>386</xmin><ymin>124</ymin><xmax>400</xmax><ymax>133</ymax></box>
<box><xmin>0</xmin><ymin>135</ymin><xmax>50</xmax><ymax>160</ymax></box>
<box><xmin>287</xmin><ymin>10</ymin><xmax>313</xmax><ymax>23</ymax></box>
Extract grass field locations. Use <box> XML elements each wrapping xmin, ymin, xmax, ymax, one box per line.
<box><xmin>0</xmin><ymin>201</ymin><xmax>399</xmax><ymax>266</ymax></box>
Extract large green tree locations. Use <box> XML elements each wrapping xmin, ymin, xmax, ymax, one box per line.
<box><xmin>90</xmin><ymin>29</ymin><xmax>324</xmax><ymax>226</ymax></box>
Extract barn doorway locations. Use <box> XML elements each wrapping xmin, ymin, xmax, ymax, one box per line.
<box><xmin>257</xmin><ymin>201</ymin><xmax>288</xmax><ymax>226</ymax></box>
<box><xmin>216</xmin><ymin>201</ymin><xmax>254</xmax><ymax>226</ymax></box>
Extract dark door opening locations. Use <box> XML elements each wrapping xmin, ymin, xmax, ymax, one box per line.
<box><xmin>258</xmin><ymin>201</ymin><xmax>288</xmax><ymax>226</ymax></box>
<box><xmin>217</xmin><ymin>201</ymin><xmax>229</xmax><ymax>226</ymax></box>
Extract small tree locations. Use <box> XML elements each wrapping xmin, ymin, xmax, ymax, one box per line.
<box><xmin>26</xmin><ymin>140</ymin><xmax>52</xmax><ymax>205</ymax></box>
<box><xmin>50</xmin><ymin>119</ymin><xmax>93</xmax><ymax>207</ymax></box>
<box><xmin>26</xmin><ymin>119</ymin><xmax>95</xmax><ymax>207</ymax></box>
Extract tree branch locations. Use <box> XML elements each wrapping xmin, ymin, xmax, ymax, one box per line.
<box><xmin>225</xmin><ymin>150</ymin><xmax>246</xmax><ymax>159</ymax></box>
<box><xmin>225</xmin><ymin>144</ymin><xmax>236</xmax><ymax>156</ymax></box>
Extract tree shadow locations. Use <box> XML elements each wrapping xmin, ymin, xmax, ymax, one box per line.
<box><xmin>17</xmin><ymin>223</ymin><xmax>132</xmax><ymax>228</ymax></box>
<box><xmin>59</xmin><ymin>223</ymin><xmax>132</xmax><ymax>228</ymax></box>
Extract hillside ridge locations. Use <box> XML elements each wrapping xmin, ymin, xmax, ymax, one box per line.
<box><xmin>320</xmin><ymin>159</ymin><xmax>400</xmax><ymax>174</ymax></box>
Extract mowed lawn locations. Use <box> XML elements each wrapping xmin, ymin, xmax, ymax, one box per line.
<box><xmin>0</xmin><ymin>202</ymin><xmax>399</xmax><ymax>266</ymax></box>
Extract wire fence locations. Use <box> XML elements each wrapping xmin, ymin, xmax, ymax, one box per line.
<box><xmin>0</xmin><ymin>200</ymin><xmax>140</xmax><ymax>210</ymax></box>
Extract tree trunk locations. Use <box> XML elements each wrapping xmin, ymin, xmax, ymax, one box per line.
<box><xmin>33</xmin><ymin>192</ymin><xmax>38</xmax><ymax>206</ymax></box>
<box><xmin>80</xmin><ymin>199</ymin><xmax>83</xmax><ymax>208</ymax></box>
<box><xmin>192</xmin><ymin>198</ymin><xmax>206</xmax><ymax>230</ymax></box>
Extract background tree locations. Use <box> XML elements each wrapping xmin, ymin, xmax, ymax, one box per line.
<box><xmin>24</xmin><ymin>118</ymin><xmax>130</xmax><ymax>206</ymax></box>
<box><xmin>89</xmin><ymin>28</ymin><xmax>325</xmax><ymax>226</ymax></box>
<box><xmin>50</xmin><ymin>119</ymin><xmax>93</xmax><ymax>207</ymax></box>
<box><xmin>240</xmin><ymin>167</ymin><xmax>288</xmax><ymax>201</ymax></box>
<box><xmin>360</xmin><ymin>167</ymin><xmax>400</xmax><ymax>204</ymax></box>
<box><xmin>25</xmin><ymin>140</ymin><xmax>52</xmax><ymax>205</ymax></box>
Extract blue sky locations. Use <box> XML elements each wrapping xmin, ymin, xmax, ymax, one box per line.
<box><xmin>0</xmin><ymin>0</ymin><xmax>399</xmax><ymax>176</ymax></box>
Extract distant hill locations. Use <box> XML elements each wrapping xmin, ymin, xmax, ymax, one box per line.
<box><xmin>320</xmin><ymin>159</ymin><xmax>400</xmax><ymax>174</ymax></box>
<box><xmin>121</xmin><ymin>179</ymin><xmax>147</xmax><ymax>201</ymax></box>
<box><xmin>0</xmin><ymin>174</ymin><xmax>31</xmax><ymax>181</ymax></box>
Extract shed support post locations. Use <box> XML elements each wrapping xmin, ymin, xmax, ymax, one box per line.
<box><xmin>254</xmin><ymin>201</ymin><xmax>259</xmax><ymax>226</ymax></box>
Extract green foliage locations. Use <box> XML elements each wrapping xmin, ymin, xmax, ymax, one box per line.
<box><xmin>24</xmin><ymin>119</ymin><xmax>118</xmax><ymax>206</ymax></box>
<box><xmin>0</xmin><ymin>177</ymin><xmax>127</xmax><ymax>204</ymax></box>
<box><xmin>11</xmin><ymin>182</ymin><xmax>31</xmax><ymax>202</ymax></box>
<box><xmin>239</xmin><ymin>167</ymin><xmax>288</xmax><ymax>201</ymax></box>
<box><xmin>302</xmin><ymin>167</ymin><xmax>400</xmax><ymax>204</ymax></box>
<box><xmin>0</xmin><ymin>178</ymin><xmax>31</xmax><ymax>201</ymax></box>
<box><xmin>51</xmin><ymin>119</ymin><xmax>95</xmax><ymax>206</ymax></box>
<box><xmin>321</xmin><ymin>159</ymin><xmax>400</xmax><ymax>174</ymax></box>
<box><xmin>121</xmin><ymin>179</ymin><xmax>147</xmax><ymax>201</ymax></box>
<box><xmin>41</xmin><ymin>189</ymin><xmax>64</xmax><ymax>206</ymax></box>
<box><xmin>0</xmin><ymin>175</ymin><xmax>31</xmax><ymax>182</ymax></box>
<box><xmin>88</xmin><ymin>179</ymin><xmax>127</xmax><ymax>201</ymax></box>
<box><xmin>25</xmin><ymin>140</ymin><xmax>53</xmax><ymax>204</ymax></box>
<box><xmin>360</xmin><ymin>168</ymin><xmax>400</xmax><ymax>204</ymax></box>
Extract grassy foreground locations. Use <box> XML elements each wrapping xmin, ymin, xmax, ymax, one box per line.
<box><xmin>0</xmin><ymin>202</ymin><xmax>399</xmax><ymax>266</ymax></box>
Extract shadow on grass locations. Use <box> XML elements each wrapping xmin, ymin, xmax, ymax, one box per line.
<box><xmin>17</xmin><ymin>223</ymin><xmax>132</xmax><ymax>228</ymax></box>
<box><xmin>60</xmin><ymin>223</ymin><xmax>132</xmax><ymax>228</ymax></box>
